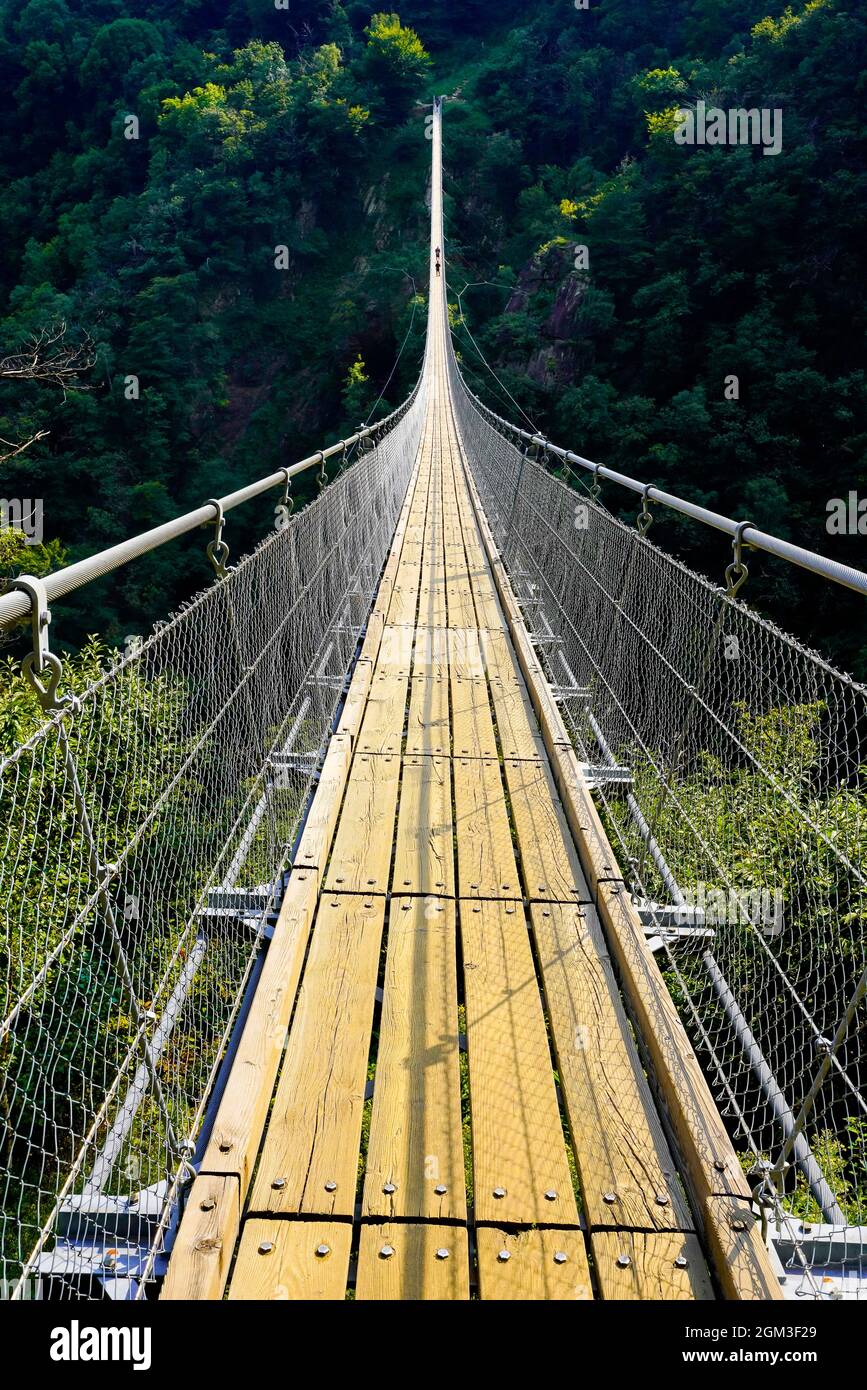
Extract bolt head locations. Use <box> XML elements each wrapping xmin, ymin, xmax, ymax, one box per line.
<box><xmin>616</xmin><ymin>1254</ymin><xmax>631</xmax><ymax>1269</ymax></box>
<box><xmin>271</xmin><ymin>1177</ymin><xmax>286</xmax><ymax>1190</ymax></box>
<box><xmin>324</xmin><ymin>1181</ymin><xmax>337</xmax><ymax>1192</ymax></box>
<box><xmin>674</xmin><ymin>1255</ymin><xmax>689</xmax><ymax>1270</ymax></box>
<box><xmin>731</xmin><ymin>1219</ymin><xmax>746</xmax><ymax>1232</ymax></box>
<box><xmin>199</xmin><ymin>1198</ymin><xmax>216</xmax><ymax>1212</ymax></box>
<box><xmin>497</xmin><ymin>1250</ymin><xmax>511</xmax><ymax>1263</ymax></box>
<box><xmin>435</xmin><ymin>1248</ymin><xmax>450</xmax><ymax>1261</ymax></box>
<box><xmin>383</xmin><ymin>1182</ymin><xmax>396</xmax><ymax>1195</ymax></box>
<box><xmin>714</xmin><ymin>1159</ymin><xmax>727</xmax><ymax>1173</ymax></box>
<box><xmin>655</xmin><ymin>1193</ymin><xmax>669</xmax><ymax>1206</ymax></box>
<box><xmin>553</xmin><ymin>1251</ymin><xmax>568</xmax><ymax>1265</ymax></box>
<box><xmin>315</xmin><ymin>1244</ymin><xmax>331</xmax><ymax>1259</ymax></box>
<box><xmin>379</xmin><ymin>1244</ymin><xmax>395</xmax><ymax>1259</ymax></box>
<box><xmin>544</xmin><ymin>1189</ymin><xmax>558</xmax><ymax>1202</ymax></box>
<box><xmin>492</xmin><ymin>1186</ymin><xmax>506</xmax><ymax>1199</ymax></box>
<box><xmin>258</xmin><ymin>1241</ymin><xmax>274</xmax><ymax>1255</ymax></box>
<box><xmin>434</xmin><ymin>1184</ymin><xmax>447</xmax><ymax>1195</ymax></box>
<box><xmin>602</xmin><ymin>1191</ymin><xmax>617</xmax><ymax>1205</ymax></box>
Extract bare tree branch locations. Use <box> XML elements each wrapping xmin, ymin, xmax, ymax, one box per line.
<box><xmin>0</xmin><ymin>429</ymin><xmax>49</xmax><ymax>465</ymax></box>
<box><xmin>0</xmin><ymin>321</ymin><xmax>96</xmax><ymax>397</ymax></box>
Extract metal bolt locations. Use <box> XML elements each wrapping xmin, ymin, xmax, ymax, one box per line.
<box><xmin>674</xmin><ymin>1255</ymin><xmax>689</xmax><ymax>1270</ymax></box>
<box><xmin>324</xmin><ymin>1180</ymin><xmax>337</xmax><ymax>1193</ymax></box>
<box><xmin>199</xmin><ymin>1198</ymin><xmax>216</xmax><ymax>1212</ymax></box>
<box><xmin>544</xmin><ymin>1189</ymin><xmax>558</xmax><ymax>1201</ymax></box>
<box><xmin>434</xmin><ymin>1184</ymin><xmax>447</xmax><ymax>1195</ymax></box>
<box><xmin>380</xmin><ymin>1244</ymin><xmax>395</xmax><ymax>1259</ymax></box>
<box><xmin>493</xmin><ymin>1186</ymin><xmax>506</xmax><ymax>1199</ymax></box>
<box><xmin>435</xmin><ymin>1248</ymin><xmax>450</xmax><ymax>1261</ymax></box>
<box><xmin>655</xmin><ymin>1193</ymin><xmax>669</xmax><ymax>1206</ymax></box>
<box><xmin>603</xmin><ymin>1191</ymin><xmax>617</xmax><ymax>1205</ymax></box>
<box><xmin>714</xmin><ymin>1159</ymin><xmax>727</xmax><ymax>1173</ymax></box>
<box><xmin>383</xmin><ymin>1182</ymin><xmax>396</xmax><ymax>1194</ymax></box>
<box><xmin>218</xmin><ymin>1140</ymin><xmax>232</xmax><ymax>1153</ymax></box>
<box><xmin>553</xmin><ymin>1251</ymin><xmax>568</xmax><ymax>1265</ymax></box>
<box><xmin>497</xmin><ymin>1249</ymin><xmax>511</xmax><ymax>1263</ymax></box>
<box><xmin>616</xmin><ymin>1254</ymin><xmax>631</xmax><ymax>1269</ymax></box>
<box><xmin>315</xmin><ymin>1244</ymin><xmax>331</xmax><ymax>1259</ymax></box>
<box><xmin>271</xmin><ymin>1177</ymin><xmax>286</xmax><ymax>1190</ymax></box>
<box><xmin>258</xmin><ymin>1241</ymin><xmax>274</xmax><ymax>1255</ymax></box>
<box><xmin>731</xmin><ymin>1219</ymin><xmax>747</xmax><ymax>1232</ymax></box>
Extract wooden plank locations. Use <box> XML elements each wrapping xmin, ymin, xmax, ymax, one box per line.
<box><xmin>489</xmin><ymin>679</ymin><xmax>546</xmax><ymax>761</ymax></box>
<box><xmin>412</xmin><ymin>626</ymin><xmax>449</xmax><ymax>679</ymax></box>
<box><xmin>336</xmin><ymin>662</ymin><xmax>373</xmax><ymax>742</ymax></box>
<box><xmin>591</xmin><ymin>1231</ymin><xmax>714</xmax><ymax>1301</ymax></box>
<box><xmin>357</xmin><ymin>673</ymin><xmax>408</xmax><ymax>755</ymax></box>
<box><xmin>479</xmin><ymin>628</ymin><xmax>522</xmax><ymax>684</ymax></box>
<box><xmin>228</xmin><ymin>1220</ymin><xmax>352</xmax><ymax>1301</ymax></box>
<box><xmin>293</xmin><ymin>734</ymin><xmax>352</xmax><ymax>873</ymax></box>
<box><xmin>406</xmin><ymin>676</ymin><xmax>450</xmax><ymax>755</ymax></box>
<box><xmin>476</xmin><ymin>1228</ymin><xmax>592</xmax><ymax>1301</ymax></box>
<box><xmin>363</xmin><ymin>898</ymin><xmax>466</xmax><ymax>1219</ymax></box>
<box><xmin>530</xmin><ymin>903</ymin><xmax>691</xmax><ymax>1230</ymax></box>
<box><xmin>324</xmin><ymin>753</ymin><xmax>400</xmax><ymax>893</ymax></box>
<box><xmin>201</xmin><ymin>869</ymin><xmax>319</xmax><ymax>1187</ymax></box>
<box><xmin>448</xmin><ymin>626</ymin><xmax>486</xmax><ymax>680</ymax></box>
<box><xmin>387</xmin><ymin>586</ymin><xmax>419</xmax><ymax>625</ymax></box>
<box><xmin>373</xmin><ymin>626</ymin><xmax>413</xmax><ymax>678</ymax></box>
<box><xmin>461</xmin><ymin>899</ymin><xmax>579</xmax><ymax>1226</ymax></box>
<box><xmin>248</xmin><ymin>895</ymin><xmax>385</xmax><ymax>1216</ymax></box>
<box><xmin>454</xmin><ymin>756</ymin><xmax>520</xmax><ymax>899</ymax></box>
<box><xmin>503</xmin><ymin>757</ymin><xmax>591</xmax><ymax>903</ymax></box>
<box><xmin>416</xmin><ymin>583</ymin><xmax>448</xmax><ymax>627</ymax></box>
<box><xmin>391</xmin><ymin>756</ymin><xmax>454</xmax><ymax>897</ymax></box>
<box><xmin>356</xmin><ymin>1224</ymin><xmax>470</xmax><ymax>1301</ymax></box>
<box><xmin>160</xmin><ymin>1174</ymin><xmax>239</xmax><ymax>1301</ymax></box>
<box><xmin>471</xmin><ymin>578</ymin><xmax>503</xmax><ymax>630</ymax></box>
<box><xmin>446</xmin><ymin>583</ymin><xmax>477</xmax><ymax>630</ymax></box>
<box><xmin>705</xmin><ymin>1196</ymin><xmax>786</xmax><ymax>1301</ymax></box>
<box><xmin>450</xmin><ymin>676</ymin><xmax>498</xmax><ymax>759</ymax></box>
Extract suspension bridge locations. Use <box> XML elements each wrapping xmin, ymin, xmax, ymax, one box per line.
<box><xmin>1</xmin><ymin>99</ymin><xmax>866</xmax><ymax>1302</ymax></box>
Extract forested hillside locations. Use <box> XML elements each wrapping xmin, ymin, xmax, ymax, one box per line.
<box><xmin>0</xmin><ymin>0</ymin><xmax>864</xmax><ymax>671</ymax></box>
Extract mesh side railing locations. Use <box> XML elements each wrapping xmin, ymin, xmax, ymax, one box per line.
<box><xmin>0</xmin><ymin>383</ymin><xmax>426</xmax><ymax>1298</ymax></box>
<box><xmin>449</xmin><ymin>361</ymin><xmax>867</xmax><ymax>1298</ymax></box>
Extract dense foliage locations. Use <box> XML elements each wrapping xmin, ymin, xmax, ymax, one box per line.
<box><xmin>0</xmin><ymin>0</ymin><xmax>864</xmax><ymax>672</ymax></box>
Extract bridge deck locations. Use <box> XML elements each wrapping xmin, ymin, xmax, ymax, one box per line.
<box><xmin>162</xmin><ymin>314</ymin><xmax>716</xmax><ymax>1301</ymax></box>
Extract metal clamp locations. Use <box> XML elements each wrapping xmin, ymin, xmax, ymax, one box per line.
<box><xmin>204</xmin><ymin>499</ymin><xmax>230</xmax><ymax>579</ymax></box>
<box><xmin>12</xmin><ymin>574</ymin><xmax>76</xmax><ymax>712</ymax></box>
<box><xmin>637</xmin><ymin>484</ymin><xmax>654</xmax><ymax>536</ymax></box>
<box><xmin>589</xmin><ymin>463</ymin><xmax>602</xmax><ymax>503</ymax></box>
<box><xmin>725</xmin><ymin>520</ymin><xmax>754</xmax><ymax>598</ymax></box>
<box><xmin>274</xmin><ymin>468</ymin><xmax>293</xmax><ymax>532</ymax></box>
<box><xmin>315</xmin><ymin>451</ymin><xmax>327</xmax><ymax>492</ymax></box>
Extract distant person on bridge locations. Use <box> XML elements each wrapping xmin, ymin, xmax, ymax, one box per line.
<box><xmin>435</xmin><ymin>246</ymin><xmax>441</xmax><ymax>276</ymax></box>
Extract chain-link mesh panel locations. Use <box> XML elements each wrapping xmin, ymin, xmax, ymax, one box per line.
<box><xmin>0</xmin><ymin>383</ymin><xmax>426</xmax><ymax>1298</ymax></box>
<box><xmin>449</xmin><ymin>353</ymin><xmax>867</xmax><ymax>1298</ymax></box>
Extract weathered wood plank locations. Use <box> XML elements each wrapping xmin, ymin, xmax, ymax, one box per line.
<box><xmin>705</xmin><ymin>1196</ymin><xmax>786</xmax><ymax>1301</ymax></box>
<box><xmin>476</xmin><ymin>1228</ymin><xmax>593</xmax><ymax>1301</ymax></box>
<box><xmin>293</xmin><ymin>734</ymin><xmax>352</xmax><ymax>873</ymax></box>
<box><xmin>324</xmin><ymin>753</ymin><xmax>400</xmax><ymax>894</ymax></box>
<box><xmin>228</xmin><ymin>1220</ymin><xmax>352</xmax><ymax>1301</ymax></box>
<box><xmin>357</xmin><ymin>672</ymin><xmax>408</xmax><ymax>756</ymax></box>
<box><xmin>530</xmin><ymin>903</ymin><xmax>692</xmax><ymax>1230</ymax></box>
<box><xmin>461</xmin><ymin>899</ymin><xmax>579</xmax><ymax>1226</ymax></box>
<box><xmin>591</xmin><ymin>1231</ymin><xmax>714</xmax><ymax>1301</ymax></box>
<box><xmin>503</xmin><ymin>757</ymin><xmax>591</xmax><ymax>903</ymax></box>
<box><xmin>489</xmin><ymin>679</ymin><xmax>546</xmax><ymax>761</ymax></box>
<box><xmin>450</xmin><ymin>675</ymin><xmax>498</xmax><ymax>759</ymax></box>
<box><xmin>160</xmin><ymin>1174</ymin><xmax>239</xmax><ymax>1301</ymax></box>
<box><xmin>248</xmin><ymin>895</ymin><xmax>385</xmax><ymax>1216</ymax></box>
<box><xmin>355</xmin><ymin>1224</ymin><xmax>470</xmax><ymax>1300</ymax></box>
<box><xmin>363</xmin><ymin>897</ymin><xmax>466</xmax><ymax>1220</ymax></box>
<box><xmin>391</xmin><ymin>756</ymin><xmax>454</xmax><ymax>897</ymax></box>
<box><xmin>406</xmin><ymin>676</ymin><xmax>450</xmax><ymax>756</ymax></box>
<box><xmin>453</xmin><ymin>756</ymin><xmax>520</xmax><ymax>900</ymax></box>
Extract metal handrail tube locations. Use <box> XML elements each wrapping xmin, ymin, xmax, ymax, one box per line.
<box><xmin>466</xmin><ymin>387</ymin><xmax>867</xmax><ymax>598</ymax></box>
<box><xmin>0</xmin><ymin>391</ymin><xmax>416</xmax><ymax>631</ymax></box>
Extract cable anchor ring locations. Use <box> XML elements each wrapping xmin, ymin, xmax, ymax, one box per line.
<box><xmin>637</xmin><ymin>484</ymin><xmax>654</xmax><ymax>536</ymax></box>
<box><xmin>724</xmin><ymin>520</ymin><xmax>754</xmax><ymax>598</ymax></box>
<box><xmin>204</xmin><ymin>499</ymin><xmax>230</xmax><ymax>579</ymax></box>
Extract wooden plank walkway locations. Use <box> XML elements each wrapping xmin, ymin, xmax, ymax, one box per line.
<box><xmin>160</xmin><ymin>96</ymin><xmax>785</xmax><ymax>1304</ymax></box>
<box><xmin>163</xmin><ymin>300</ymin><xmax>720</xmax><ymax>1303</ymax></box>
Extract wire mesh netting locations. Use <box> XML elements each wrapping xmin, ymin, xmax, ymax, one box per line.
<box><xmin>449</xmin><ymin>355</ymin><xmax>867</xmax><ymax>1298</ymax></box>
<box><xmin>0</xmin><ymin>383</ymin><xmax>426</xmax><ymax>1299</ymax></box>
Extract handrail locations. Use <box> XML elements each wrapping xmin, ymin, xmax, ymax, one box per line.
<box><xmin>463</xmin><ymin>385</ymin><xmax>867</xmax><ymax>598</ymax></box>
<box><xmin>0</xmin><ymin>386</ymin><xmax>419</xmax><ymax>632</ymax></box>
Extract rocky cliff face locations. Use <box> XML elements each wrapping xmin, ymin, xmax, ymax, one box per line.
<box><xmin>505</xmin><ymin>244</ymin><xmax>588</xmax><ymax>386</ymax></box>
